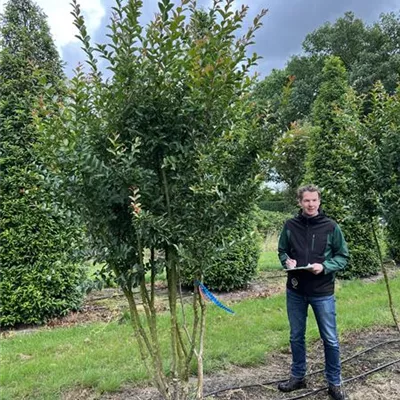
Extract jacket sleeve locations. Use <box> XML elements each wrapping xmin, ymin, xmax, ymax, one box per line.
<box><xmin>323</xmin><ymin>224</ymin><xmax>349</xmax><ymax>274</ymax></box>
<box><xmin>278</xmin><ymin>223</ymin><xmax>290</xmax><ymax>269</ymax></box>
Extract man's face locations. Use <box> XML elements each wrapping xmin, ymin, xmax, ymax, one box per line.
<box><xmin>299</xmin><ymin>191</ymin><xmax>320</xmax><ymax>217</ymax></box>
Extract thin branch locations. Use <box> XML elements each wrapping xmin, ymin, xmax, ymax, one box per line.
<box><xmin>137</xmin><ymin>237</ymin><xmax>169</xmax><ymax>396</ymax></box>
<box><xmin>183</xmin><ymin>280</ymin><xmax>200</xmax><ymax>370</ymax></box>
<box><xmin>161</xmin><ymin>167</ymin><xmax>172</xmax><ymax>217</ymax></box>
<box><xmin>166</xmin><ymin>247</ymin><xmax>180</xmax><ymax>398</ymax></box>
<box><xmin>177</xmin><ymin>267</ymin><xmax>200</xmax><ymax>384</ymax></box>
<box><xmin>196</xmin><ymin>287</ymin><xmax>207</xmax><ymax>400</ymax></box>
<box><xmin>136</xmin><ymin>232</ymin><xmax>155</xmax><ymax>339</ymax></box>
<box><xmin>124</xmin><ymin>289</ymin><xmax>153</xmax><ymax>354</ymax></box>
<box><xmin>371</xmin><ymin>222</ymin><xmax>400</xmax><ymax>333</ymax></box>
<box><xmin>176</xmin><ymin>321</ymin><xmax>189</xmax><ymax>359</ymax></box>
<box><xmin>123</xmin><ymin>290</ymin><xmax>152</xmax><ymax>371</ymax></box>
<box><xmin>124</xmin><ymin>287</ymin><xmax>170</xmax><ymax>399</ymax></box>
<box><xmin>150</xmin><ymin>247</ymin><xmax>156</xmax><ymax>308</ymax></box>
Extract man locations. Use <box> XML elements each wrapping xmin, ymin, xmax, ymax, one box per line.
<box><xmin>277</xmin><ymin>184</ymin><xmax>349</xmax><ymax>400</ymax></box>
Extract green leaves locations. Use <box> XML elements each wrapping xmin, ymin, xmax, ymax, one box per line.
<box><xmin>358</xmin><ymin>83</ymin><xmax>400</xmax><ymax>262</ymax></box>
<box><xmin>270</xmin><ymin>121</ymin><xmax>314</xmax><ymax>198</ymax></box>
<box><xmin>158</xmin><ymin>0</ymin><xmax>174</xmax><ymax>22</ymax></box>
<box><xmin>38</xmin><ymin>0</ymin><xmax>270</xmax><ymax>293</ymax></box>
<box><xmin>0</xmin><ymin>0</ymin><xmax>63</xmax><ymax>79</ymax></box>
<box><xmin>0</xmin><ymin>0</ymin><xmax>85</xmax><ymax>327</ymax></box>
<box><xmin>305</xmin><ymin>56</ymin><xmax>380</xmax><ymax>278</ymax></box>
<box><xmin>180</xmin><ymin>215</ymin><xmax>260</xmax><ymax>292</ymax></box>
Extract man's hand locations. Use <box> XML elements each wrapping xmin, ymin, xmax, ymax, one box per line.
<box><xmin>286</xmin><ymin>256</ymin><xmax>297</xmax><ymax>269</ymax></box>
<box><xmin>310</xmin><ymin>263</ymin><xmax>324</xmax><ymax>275</ymax></box>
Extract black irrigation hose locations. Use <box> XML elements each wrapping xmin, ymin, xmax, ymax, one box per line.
<box><xmin>304</xmin><ymin>337</ymin><xmax>400</xmax><ymax>377</ymax></box>
<box><xmin>343</xmin><ymin>357</ymin><xmax>400</xmax><ymax>384</ymax></box>
<box><xmin>279</xmin><ymin>386</ymin><xmax>327</xmax><ymax>400</ymax></box>
<box><xmin>204</xmin><ymin>338</ymin><xmax>400</xmax><ymax>398</ymax></box>
<box><xmin>282</xmin><ymin>358</ymin><xmax>400</xmax><ymax>400</ymax></box>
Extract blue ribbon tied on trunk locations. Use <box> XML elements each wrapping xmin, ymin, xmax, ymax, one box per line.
<box><xmin>195</xmin><ymin>281</ymin><xmax>235</xmax><ymax>315</ymax></box>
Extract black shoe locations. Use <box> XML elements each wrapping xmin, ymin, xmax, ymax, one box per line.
<box><xmin>328</xmin><ymin>384</ymin><xmax>346</xmax><ymax>400</ymax></box>
<box><xmin>278</xmin><ymin>376</ymin><xmax>307</xmax><ymax>392</ymax></box>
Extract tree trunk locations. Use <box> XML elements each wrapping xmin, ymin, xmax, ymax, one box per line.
<box><xmin>124</xmin><ymin>288</ymin><xmax>171</xmax><ymax>399</ymax></box>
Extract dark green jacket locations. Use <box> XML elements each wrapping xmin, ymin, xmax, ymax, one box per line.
<box><xmin>278</xmin><ymin>211</ymin><xmax>349</xmax><ymax>296</ymax></box>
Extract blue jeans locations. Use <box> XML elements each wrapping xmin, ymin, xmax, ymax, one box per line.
<box><xmin>286</xmin><ymin>289</ymin><xmax>341</xmax><ymax>385</ymax></box>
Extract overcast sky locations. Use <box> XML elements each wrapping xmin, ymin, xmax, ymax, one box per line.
<box><xmin>1</xmin><ymin>0</ymin><xmax>400</xmax><ymax>78</ymax></box>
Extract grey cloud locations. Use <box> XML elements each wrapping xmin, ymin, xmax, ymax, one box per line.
<box><xmin>250</xmin><ymin>0</ymin><xmax>400</xmax><ymax>77</ymax></box>
<box><xmin>61</xmin><ymin>0</ymin><xmax>400</xmax><ymax>78</ymax></box>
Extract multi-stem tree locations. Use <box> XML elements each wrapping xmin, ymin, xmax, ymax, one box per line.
<box><xmin>37</xmin><ymin>0</ymin><xmax>269</xmax><ymax>398</ymax></box>
<box><xmin>0</xmin><ymin>0</ymin><xmax>84</xmax><ymax>327</ymax></box>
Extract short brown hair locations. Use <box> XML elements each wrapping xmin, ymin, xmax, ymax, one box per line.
<box><xmin>297</xmin><ymin>184</ymin><xmax>321</xmax><ymax>201</ymax></box>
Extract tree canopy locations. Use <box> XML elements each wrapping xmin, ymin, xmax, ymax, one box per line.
<box><xmin>0</xmin><ymin>0</ymin><xmax>84</xmax><ymax>327</ymax></box>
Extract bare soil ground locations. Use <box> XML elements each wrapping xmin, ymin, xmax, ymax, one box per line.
<box><xmin>44</xmin><ymin>270</ymin><xmax>288</xmax><ymax>330</ymax></box>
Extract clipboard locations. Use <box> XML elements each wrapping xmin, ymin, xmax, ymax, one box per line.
<box><xmin>284</xmin><ymin>265</ymin><xmax>314</xmax><ymax>272</ymax></box>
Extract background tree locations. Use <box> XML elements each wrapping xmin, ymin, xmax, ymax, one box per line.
<box><xmin>337</xmin><ymin>83</ymin><xmax>400</xmax><ymax>330</ymax></box>
<box><xmin>38</xmin><ymin>0</ymin><xmax>269</xmax><ymax>398</ymax></box>
<box><xmin>252</xmin><ymin>68</ymin><xmax>291</xmax><ymax>131</ymax></box>
<box><xmin>270</xmin><ymin>120</ymin><xmax>315</xmax><ymax>202</ymax></box>
<box><xmin>303</xmin><ymin>12</ymin><xmax>367</xmax><ymax>69</ymax></box>
<box><xmin>305</xmin><ymin>56</ymin><xmax>379</xmax><ymax>278</ymax></box>
<box><xmin>0</xmin><ymin>0</ymin><xmax>84</xmax><ymax>327</ymax></box>
<box><xmin>282</xmin><ymin>55</ymin><xmax>325</xmax><ymax>125</ymax></box>
<box><xmin>254</xmin><ymin>11</ymin><xmax>400</xmax><ymax>133</ymax></box>
<box><xmin>304</xmin><ymin>11</ymin><xmax>400</xmax><ymax>95</ymax></box>
<box><xmin>360</xmin><ymin>83</ymin><xmax>400</xmax><ymax>263</ymax></box>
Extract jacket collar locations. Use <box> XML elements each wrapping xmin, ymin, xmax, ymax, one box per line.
<box><xmin>297</xmin><ymin>208</ymin><xmax>325</xmax><ymax>224</ymax></box>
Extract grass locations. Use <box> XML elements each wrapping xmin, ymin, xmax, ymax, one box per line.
<box><xmin>258</xmin><ymin>250</ymin><xmax>281</xmax><ymax>271</ymax></box>
<box><xmin>1</xmin><ymin>274</ymin><xmax>399</xmax><ymax>399</ymax></box>
<box><xmin>257</xmin><ymin>233</ymin><xmax>281</xmax><ymax>272</ymax></box>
